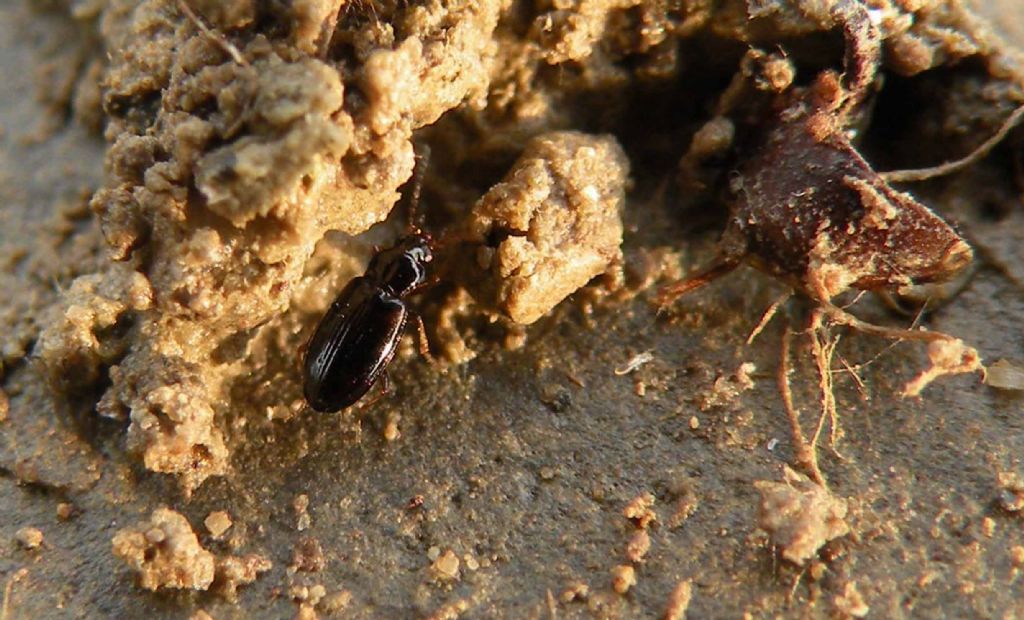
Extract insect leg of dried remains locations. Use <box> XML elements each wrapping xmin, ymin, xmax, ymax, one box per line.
<box><xmin>664</xmin><ymin>0</ymin><xmax>993</xmax><ymax>480</ymax></box>
<box><xmin>808</xmin><ymin>309</ymin><xmax>843</xmax><ymax>460</ymax></box>
<box><xmin>778</xmin><ymin>327</ymin><xmax>826</xmax><ymax>486</ymax></box>
<box><xmin>746</xmin><ymin>290</ymin><xmax>793</xmax><ymax>345</ymax></box>
<box><xmin>880</xmin><ymin>104</ymin><xmax>1024</xmax><ymax>183</ymax></box>
<box><xmin>656</xmin><ymin>257</ymin><xmax>741</xmax><ymax>311</ymax></box>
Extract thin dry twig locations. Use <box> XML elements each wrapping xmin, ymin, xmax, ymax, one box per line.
<box><xmin>881</xmin><ymin>104</ymin><xmax>1024</xmax><ymax>183</ymax></box>
<box><xmin>176</xmin><ymin>0</ymin><xmax>250</xmax><ymax>67</ymax></box>
<box><xmin>2</xmin><ymin>569</ymin><xmax>28</xmax><ymax>620</ymax></box>
<box><xmin>837</xmin><ymin>354</ymin><xmax>867</xmax><ymax>398</ymax></box>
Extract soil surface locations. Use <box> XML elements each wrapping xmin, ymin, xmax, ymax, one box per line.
<box><xmin>2</xmin><ymin>0</ymin><xmax>1024</xmax><ymax>618</ymax></box>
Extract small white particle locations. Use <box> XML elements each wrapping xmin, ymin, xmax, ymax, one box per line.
<box><xmin>614</xmin><ymin>350</ymin><xmax>655</xmax><ymax>375</ymax></box>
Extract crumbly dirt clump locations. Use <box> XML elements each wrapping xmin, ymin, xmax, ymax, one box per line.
<box><xmin>36</xmin><ymin>0</ymin><xmax>636</xmax><ymax>493</ymax></box>
<box><xmin>754</xmin><ymin>466</ymin><xmax>850</xmax><ymax>566</ymax></box>
<box><xmin>111</xmin><ymin>507</ymin><xmax>271</xmax><ymax>594</ymax></box>
<box><xmin>60</xmin><ymin>0</ymin><xmax>509</xmax><ymax>491</ymax></box>
<box><xmin>464</xmin><ymin>131</ymin><xmax>628</xmax><ymax>324</ymax></box>
<box><xmin>112</xmin><ymin>507</ymin><xmax>217</xmax><ymax>591</ymax></box>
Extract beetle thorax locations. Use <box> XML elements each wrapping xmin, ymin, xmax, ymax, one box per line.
<box><xmin>368</xmin><ymin>234</ymin><xmax>433</xmax><ymax>297</ymax></box>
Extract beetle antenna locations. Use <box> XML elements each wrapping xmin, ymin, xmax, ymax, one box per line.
<box><xmin>405</xmin><ymin>143</ymin><xmax>431</xmax><ymax>233</ymax></box>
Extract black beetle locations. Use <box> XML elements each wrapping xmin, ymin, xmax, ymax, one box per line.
<box><xmin>302</xmin><ymin>148</ymin><xmax>434</xmax><ymax>412</ymax></box>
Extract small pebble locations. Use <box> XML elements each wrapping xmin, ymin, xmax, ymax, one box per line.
<box><xmin>292</xmin><ymin>537</ymin><xmax>326</xmax><ymax>572</ymax></box>
<box><xmin>205</xmin><ymin>511</ymin><xmax>232</xmax><ymax>539</ymax></box>
<box><xmin>808</xmin><ymin>561</ymin><xmax>827</xmax><ymax>581</ymax></box>
<box><xmin>15</xmin><ymin>526</ymin><xmax>43</xmax><ymax>549</ymax></box>
<box><xmin>144</xmin><ymin>527</ymin><xmax>166</xmax><ymax>544</ymax></box>
<box><xmin>560</xmin><ymin>582</ymin><xmax>589</xmax><ymax>603</ymax></box>
<box><xmin>625</xmin><ymin>530</ymin><xmax>651</xmax><ymax>563</ymax></box>
<box><xmin>1009</xmin><ymin>546</ymin><xmax>1024</xmax><ymax>568</ymax></box>
<box><xmin>611</xmin><ymin>564</ymin><xmax>636</xmax><ymax>594</ymax></box>
<box><xmin>56</xmin><ymin>502</ymin><xmax>77</xmax><ymax>520</ymax></box>
<box><xmin>383</xmin><ymin>420</ymin><xmax>400</xmax><ymax>441</ymax></box>
<box><xmin>981</xmin><ymin>517</ymin><xmax>995</xmax><ymax>538</ymax></box>
<box><xmin>307</xmin><ymin>584</ymin><xmax>327</xmax><ymax>605</ymax></box>
<box><xmin>431</xmin><ymin>549</ymin><xmax>460</xmax><ymax>580</ymax></box>
<box><xmin>663</xmin><ymin>579</ymin><xmax>692</xmax><ymax>620</ymax></box>
<box><xmin>294</xmin><ymin>494</ymin><xmax>311</xmax><ymax>531</ymax></box>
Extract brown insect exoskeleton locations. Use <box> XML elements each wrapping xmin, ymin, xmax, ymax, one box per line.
<box><xmin>661</xmin><ymin>0</ymin><xmax>1023</xmax><ymax>485</ymax></box>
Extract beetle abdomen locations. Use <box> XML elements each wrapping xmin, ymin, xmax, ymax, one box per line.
<box><xmin>303</xmin><ymin>279</ymin><xmax>408</xmax><ymax>412</ymax></box>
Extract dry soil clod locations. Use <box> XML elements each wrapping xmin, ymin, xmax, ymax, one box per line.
<box><xmin>463</xmin><ymin>131</ymin><xmax>628</xmax><ymax>324</ymax></box>
<box><xmin>112</xmin><ymin>508</ymin><xmax>271</xmax><ymax>595</ymax></box>
<box><xmin>14</xmin><ymin>527</ymin><xmax>43</xmax><ymax>550</ymax></box>
<box><xmin>754</xmin><ymin>466</ymin><xmax>850</xmax><ymax>566</ymax></box>
<box><xmin>71</xmin><ymin>0</ymin><xmax>510</xmax><ymax>492</ymax></box>
<box><xmin>663</xmin><ymin>579</ymin><xmax>693</xmax><ymax>620</ymax></box>
<box><xmin>111</xmin><ymin>508</ymin><xmax>217</xmax><ymax>591</ymax></box>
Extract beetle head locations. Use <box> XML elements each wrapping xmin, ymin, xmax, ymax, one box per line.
<box><xmin>370</xmin><ymin>233</ymin><xmax>434</xmax><ymax>297</ymax></box>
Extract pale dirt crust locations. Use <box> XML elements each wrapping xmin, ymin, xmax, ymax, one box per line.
<box><xmin>2</xmin><ymin>0</ymin><xmax>1024</xmax><ymax>618</ymax></box>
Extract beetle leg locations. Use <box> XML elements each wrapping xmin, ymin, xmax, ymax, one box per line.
<box><xmin>296</xmin><ymin>337</ymin><xmax>309</xmax><ymax>372</ymax></box>
<box><xmin>818</xmin><ymin>297</ymin><xmax>955</xmax><ymax>344</ymax></box>
<box><xmin>358</xmin><ymin>373</ymin><xmax>392</xmax><ymax>410</ymax></box>
<box><xmin>412</xmin><ymin>313</ymin><xmax>437</xmax><ymax>365</ymax></box>
<box><xmin>406</xmin><ymin>273</ymin><xmax>441</xmax><ymax>296</ymax></box>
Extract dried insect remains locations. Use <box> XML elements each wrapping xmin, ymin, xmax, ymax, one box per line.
<box><xmin>659</xmin><ymin>1</ymin><xmax>1021</xmax><ymax>484</ymax></box>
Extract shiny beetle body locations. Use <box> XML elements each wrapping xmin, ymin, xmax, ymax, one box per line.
<box><xmin>302</xmin><ymin>234</ymin><xmax>433</xmax><ymax>412</ymax></box>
